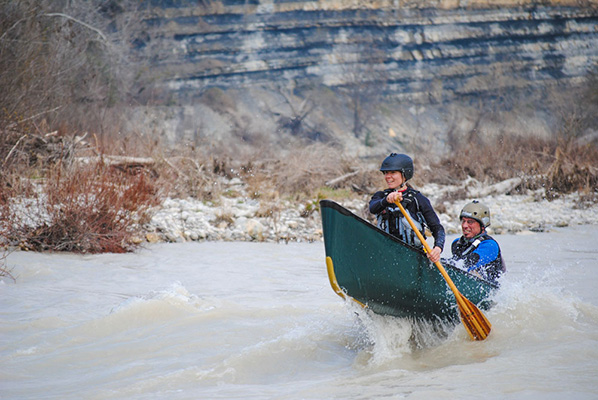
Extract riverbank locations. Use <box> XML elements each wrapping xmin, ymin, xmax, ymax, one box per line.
<box><xmin>141</xmin><ymin>176</ymin><xmax>598</xmax><ymax>244</ymax></box>
<box><xmin>2</xmin><ymin>133</ymin><xmax>597</xmax><ymax>254</ymax></box>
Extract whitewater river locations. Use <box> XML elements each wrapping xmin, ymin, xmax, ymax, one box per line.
<box><xmin>1</xmin><ymin>225</ymin><xmax>598</xmax><ymax>400</ymax></box>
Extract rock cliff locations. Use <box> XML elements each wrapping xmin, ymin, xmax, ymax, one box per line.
<box><xmin>132</xmin><ymin>1</ymin><xmax>598</xmax><ymax>156</ymax></box>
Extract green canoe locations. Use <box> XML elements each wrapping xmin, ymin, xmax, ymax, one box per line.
<box><xmin>320</xmin><ymin>199</ymin><xmax>498</xmax><ymax>321</ymax></box>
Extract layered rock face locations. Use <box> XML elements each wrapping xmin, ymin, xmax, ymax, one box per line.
<box><xmin>135</xmin><ymin>1</ymin><xmax>598</xmax><ymax>154</ymax></box>
<box><xmin>144</xmin><ymin>1</ymin><xmax>597</xmax><ymax>99</ymax></box>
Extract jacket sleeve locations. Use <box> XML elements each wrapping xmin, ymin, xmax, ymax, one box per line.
<box><xmin>415</xmin><ymin>193</ymin><xmax>446</xmax><ymax>251</ymax></box>
<box><xmin>369</xmin><ymin>190</ymin><xmax>389</xmax><ymax>214</ymax></box>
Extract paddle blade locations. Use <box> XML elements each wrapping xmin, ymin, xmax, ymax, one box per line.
<box><xmin>457</xmin><ymin>294</ymin><xmax>492</xmax><ymax>340</ymax></box>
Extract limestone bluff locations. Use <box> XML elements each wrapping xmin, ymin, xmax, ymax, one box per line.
<box><xmin>130</xmin><ymin>1</ymin><xmax>598</xmax><ymax>155</ymax></box>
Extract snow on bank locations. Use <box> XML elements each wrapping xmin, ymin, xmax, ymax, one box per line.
<box><xmin>143</xmin><ymin>177</ymin><xmax>598</xmax><ymax>243</ymax></box>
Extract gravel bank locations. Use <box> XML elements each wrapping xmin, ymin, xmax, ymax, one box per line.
<box><xmin>143</xmin><ymin>177</ymin><xmax>598</xmax><ymax>243</ymax></box>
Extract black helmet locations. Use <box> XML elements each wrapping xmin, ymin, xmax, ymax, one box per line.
<box><xmin>379</xmin><ymin>153</ymin><xmax>414</xmax><ymax>180</ymax></box>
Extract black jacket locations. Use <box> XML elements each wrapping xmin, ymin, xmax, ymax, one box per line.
<box><xmin>369</xmin><ymin>187</ymin><xmax>445</xmax><ymax>250</ymax></box>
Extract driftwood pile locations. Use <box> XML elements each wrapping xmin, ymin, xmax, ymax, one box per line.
<box><xmin>1</xmin><ymin>127</ymin><xmax>79</xmax><ymax>169</ymax></box>
<box><xmin>1</xmin><ymin>126</ymin><xmax>155</xmax><ymax>174</ymax></box>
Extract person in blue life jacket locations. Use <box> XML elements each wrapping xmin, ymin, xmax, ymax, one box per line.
<box><xmin>449</xmin><ymin>200</ymin><xmax>506</xmax><ymax>283</ymax></box>
<box><xmin>369</xmin><ymin>153</ymin><xmax>445</xmax><ymax>263</ymax></box>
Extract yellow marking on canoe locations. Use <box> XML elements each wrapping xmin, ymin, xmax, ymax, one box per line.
<box><xmin>326</xmin><ymin>256</ymin><xmax>366</xmax><ymax>308</ymax></box>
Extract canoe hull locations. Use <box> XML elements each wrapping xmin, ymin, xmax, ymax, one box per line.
<box><xmin>320</xmin><ymin>200</ymin><xmax>497</xmax><ymax>321</ymax></box>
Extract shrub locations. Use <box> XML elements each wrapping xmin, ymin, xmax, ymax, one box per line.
<box><xmin>430</xmin><ymin>134</ymin><xmax>598</xmax><ymax>201</ymax></box>
<box><xmin>0</xmin><ymin>161</ymin><xmax>160</xmax><ymax>253</ymax></box>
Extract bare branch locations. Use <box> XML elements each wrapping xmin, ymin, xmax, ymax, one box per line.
<box><xmin>0</xmin><ymin>17</ymin><xmax>29</xmax><ymax>42</ymax></box>
<box><xmin>74</xmin><ymin>155</ymin><xmax>155</xmax><ymax>167</ymax></box>
<box><xmin>43</xmin><ymin>13</ymin><xmax>108</xmax><ymax>42</ymax></box>
<box><xmin>19</xmin><ymin>106</ymin><xmax>63</xmax><ymax>124</ymax></box>
<box><xmin>326</xmin><ymin>170</ymin><xmax>360</xmax><ymax>187</ymax></box>
<box><xmin>3</xmin><ymin>134</ymin><xmax>27</xmax><ymax>167</ymax></box>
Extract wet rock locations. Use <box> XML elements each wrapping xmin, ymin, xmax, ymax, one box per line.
<box><xmin>145</xmin><ymin>233</ymin><xmax>160</xmax><ymax>243</ymax></box>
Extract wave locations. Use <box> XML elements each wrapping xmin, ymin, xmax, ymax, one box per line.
<box><xmin>327</xmin><ymin>254</ymin><xmax>598</xmax><ymax>373</ymax></box>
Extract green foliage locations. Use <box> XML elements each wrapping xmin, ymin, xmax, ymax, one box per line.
<box><xmin>364</xmin><ymin>129</ymin><xmax>374</xmax><ymax>147</ymax></box>
<box><xmin>316</xmin><ymin>187</ymin><xmax>352</xmax><ymax>201</ymax></box>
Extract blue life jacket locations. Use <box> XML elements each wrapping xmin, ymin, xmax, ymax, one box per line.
<box><xmin>451</xmin><ymin>232</ymin><xmax>506</xmax><ymax>282</ymax></box>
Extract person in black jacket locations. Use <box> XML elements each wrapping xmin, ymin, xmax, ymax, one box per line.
<box><xmin>369</xmin><ymin>153</ymin><xmax>445</xmax><ymax>263</ymax></box>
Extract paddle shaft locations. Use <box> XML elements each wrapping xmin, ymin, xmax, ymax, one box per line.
<box><xmin>394</xmin><ymin>200</ymin><xmax>491</xmax><ymax>340</ymax></box>
<box><xmin>393</xmin><ymin>201</ymin><xmax>460</xmax><ymax>293</ymax></box>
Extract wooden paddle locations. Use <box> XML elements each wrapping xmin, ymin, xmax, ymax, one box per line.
<box><xmin>394</xmin><ymin>200</ymin><xmax>492</xmax><ymax>340</ymax></box>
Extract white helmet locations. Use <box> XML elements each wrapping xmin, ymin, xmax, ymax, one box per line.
<box><xmin>459</xmin><ymin>200</ymin><xmax>491</xmax><ymax>228</ymax></box>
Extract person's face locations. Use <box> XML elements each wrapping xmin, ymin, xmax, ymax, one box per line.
<box><xmin>461</xmin><ymin>217</ymin><xmax>482</xmax><ymax>239</ymax></box>
<box><xmin>383</xmin><ymin>170</ymin><xmax>405</xmax><ymax>190</ymax></box>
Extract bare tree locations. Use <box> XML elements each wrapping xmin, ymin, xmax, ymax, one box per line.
<box><xmin>277</xmin><ymin>88</ymin><xmax>316</xmax><ymax>137</ymax></box>
<box><xmin>0</xmin><ymin>0</ymin><xmax>150</xmax><ymax>138</ymax></box>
